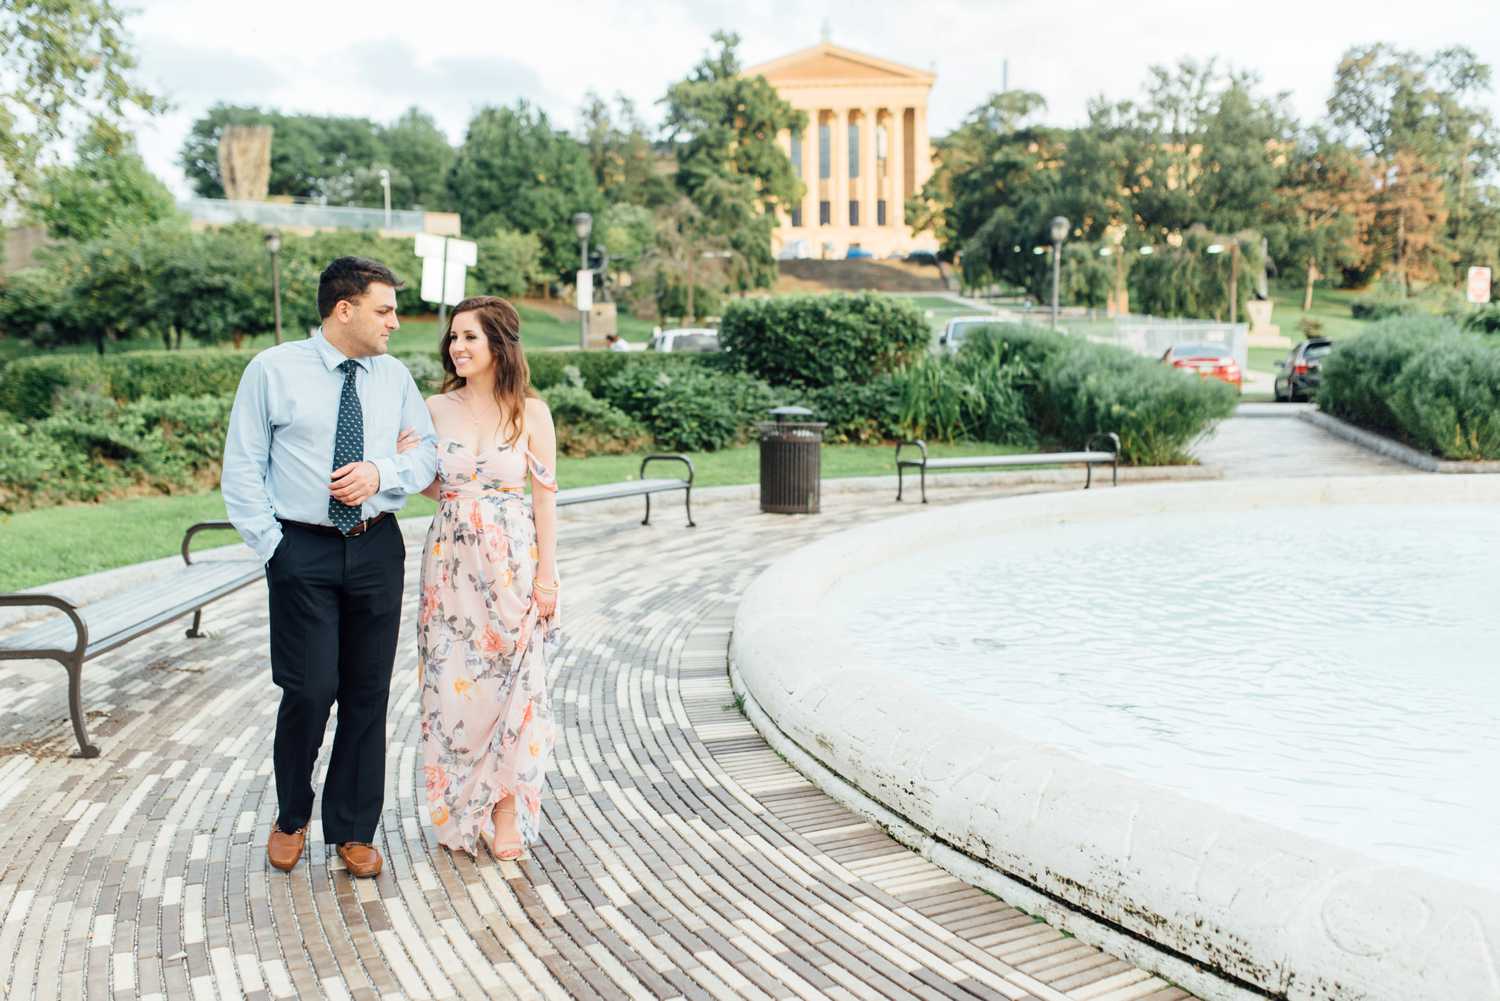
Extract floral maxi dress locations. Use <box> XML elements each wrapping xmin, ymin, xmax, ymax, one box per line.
<box><xmin>417</xmin><ymin>438</ymin><xmax>559</xmax><ymax>854</ymax></box>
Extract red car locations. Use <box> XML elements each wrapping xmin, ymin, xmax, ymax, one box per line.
<box><xmin>1161</xmin><ymin>342</ymin><xmax>1242</xmax><ymax>391</ymax></box>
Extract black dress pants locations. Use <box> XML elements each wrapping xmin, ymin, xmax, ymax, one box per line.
<box><xmin>266</xmin><ymin>515</ymin><xmax>405</xmax><ymax>844</ymax></box>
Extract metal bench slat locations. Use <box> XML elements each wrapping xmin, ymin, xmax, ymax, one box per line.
<box><xmin>556</xmin><ymin>478</ymin><xmax>689</xmax><ymax>505</ymax></box>
<box><xmin>1</xmin><ymin>561</ymin><xmax>261</xmax><ymax>657</ymax></box>
<box><xmin>912</xmin><ymin>451</ymin><xmax>1115</xmax><ymax>470</ymax></box>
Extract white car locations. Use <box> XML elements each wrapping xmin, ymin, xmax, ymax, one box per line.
<box><xmin>938</xmin><ymin>314</ymin><xmax>1020</xmax><ymax>353</ymax></box>
<box><xmin>649</xmin><ymin>327</ymin><xmax>722</xmax><ymax>353</ymax></box>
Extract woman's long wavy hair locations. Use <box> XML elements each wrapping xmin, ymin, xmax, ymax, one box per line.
<box><xmin>439</xmin><ymin>296</ymin><xmax>537</xmax><ymax>446</ymax></box>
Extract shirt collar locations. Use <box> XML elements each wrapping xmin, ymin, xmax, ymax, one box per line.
<box><xmin>312</xmin><ymin>328</ymin><xmax>371</xmax><ymax>373</ymax></box>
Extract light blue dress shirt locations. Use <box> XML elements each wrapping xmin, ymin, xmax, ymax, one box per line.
<box><xmin>221</xmin><ymin>331</ymin><xmax>439</xmax><ymax>564</ymax></box>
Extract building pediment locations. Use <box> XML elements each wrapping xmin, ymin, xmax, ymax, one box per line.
<box><xmin>746</xmin><ymin>43</ymin><xmax>935</xmax><ymax>88</ymax></box>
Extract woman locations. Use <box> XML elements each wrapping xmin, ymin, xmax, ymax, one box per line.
<box><xmin>400</xmin><ymin>296</ymin><xmax>560</xmax><ymax>860</ymax></box>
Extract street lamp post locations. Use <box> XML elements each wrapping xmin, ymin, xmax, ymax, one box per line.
<box><xmin>378</xmin><ymin>169</ymin><xmax>391</xmax><ymax>229</ymax></box>
<box><xmin>265</xmin><ymin>230</ymin><xmax>284</xmax><ymax>344</ymax></box>
<box><xmin>1206</xmin><ymin>239</ymin><xmax>1241</xmax><ymax>323</ymax></box>
<box><xmin>573</xmin><ymin>212</ymin><xmax>593</xmax><ymax>349</ymax></box>
<box><xmin>1049</xmin><ymin>216</ymin><xmax>1070</xmax><ymax>330</ymax></box>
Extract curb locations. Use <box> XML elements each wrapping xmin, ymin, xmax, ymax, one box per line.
<box><xmin>1299</xmin><ymin>410</ymin><xmax>1500</xmax><ymax>474</ymax></box>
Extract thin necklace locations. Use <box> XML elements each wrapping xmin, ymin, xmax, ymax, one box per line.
<box><xmin>459</xmin><ymin>387</ymin><xmax>503</xmax><ymax>449</ymax></box>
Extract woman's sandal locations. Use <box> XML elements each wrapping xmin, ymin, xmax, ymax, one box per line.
<box><xmin>485</xmin><ymin>805</ymin><xmax>527</xmax><ymax>861</ymax></box>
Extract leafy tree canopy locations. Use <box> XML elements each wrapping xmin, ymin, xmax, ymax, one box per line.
<box><xmin>29</xmin><ymin>124</ymin><xmax>178</xmax><ymax>241</ymax></box>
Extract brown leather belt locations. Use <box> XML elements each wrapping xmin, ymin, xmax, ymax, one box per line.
<box><xmin>279</xmin><ymin>512</ymin><xmax>390</xmax><ymax>538</ymax></box>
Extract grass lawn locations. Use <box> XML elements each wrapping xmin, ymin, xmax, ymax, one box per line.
<box><xmin>0</xmin><ymin>441</ymin><xmax>1026</xmax><ymax>592</ymax></box>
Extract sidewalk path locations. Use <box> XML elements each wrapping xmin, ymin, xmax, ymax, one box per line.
<box><xmin>1191</xmin><ymin>403</ymin><xmax>1416</xmax><ymax>478</ymax></box>
<box><xmin>0</xmin><ymin>484</ymin><xmax>1198</xmax><ymax>1001</ymax></box>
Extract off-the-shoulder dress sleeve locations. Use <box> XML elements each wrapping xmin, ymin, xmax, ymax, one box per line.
<box><xmin>525</xmin><ymin>447</ymin><xmax>557</xmax><ymax>492</ymax></box>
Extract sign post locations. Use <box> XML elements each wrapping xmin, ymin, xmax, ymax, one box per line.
<box><xmin>1467</xmin><ymin>266</ymin><xmax>1492</xmax><ymax>305</ymax></box>
<box><xmin>414</xmin><ymin>234</ymin><xmax>478</xmax><ymax>329</ymax></box>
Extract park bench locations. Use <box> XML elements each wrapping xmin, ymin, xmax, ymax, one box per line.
<box><xmin>0</xmin><ymin>522</ymin><xmax>262</xmax><ymax>758</ymax></box>
<box><xmin>556</xmin><ymin>453</ymin><xmax>696</xmax><ymax>526</ymax></box>
<box><xmin>895</xmin><ymin>432</ymin><xmax>1121</xmax><ymax>503</ymax></box>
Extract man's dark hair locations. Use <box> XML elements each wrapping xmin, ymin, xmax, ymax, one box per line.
<box><xmin>317</xmin><ymin>256</ymin><xmax>403</xmax><ymax>319</ymax></box>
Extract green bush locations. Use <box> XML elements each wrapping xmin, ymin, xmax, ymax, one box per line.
<box><xmin>1350</xmin><ymin>296</ymin><xmax>1416</xmax><ymax>321</ymax></box>
<box><xmin>896</xmin><ymin>354</ymin><xmax>1034</xmax><ymax>447</ymax></box>
<box><xmin>717</xmin><ymin>293</ymin><xmax>930</xmax><ymax>388</ymax></box>
<box><xmin>541</xmin><ymin>384</ymin><xmax>652</xmax><ymax>456</ymax></box>
<box><xmin>1386</xmin><ymin>339</ymin><xmax>1500</xmax><ymax>460</ymax></box>
<box><xmin>1462</xmin><ymin>304</ymin><xmax>1500</xmax><ymax>336</ymax></box>
<box><xmin>1317</xmin><ymin>316</ymin><xmax>1456</xmax><ymax>436</ymax></box>
<box><xmin>783</xmin><ymin>375</ymin><xmax>906</xmax><ymax>444</ymax></box>
<box><xmin>0</xmin><ymin>350</ymin><xmax>254</xmax><ymax>419</ymax></box>
<box><xmin>0</xmin><ymin>393</ymin><xmax>232</xmax><ymax>512</ymax></box>
<box><xmin>598</xmin><ymin>364</ymin><xmax>774</xmax><ymax>452</ymax></box>
<box><xmin>526</xmin><ymin>348</ymin><xmax>707</xmax><ymax>393</ymax></box>
<box><xmin>961</xmin><ymin>325</ymin><xmax>1235</xmax><ymax>465</ymax></box>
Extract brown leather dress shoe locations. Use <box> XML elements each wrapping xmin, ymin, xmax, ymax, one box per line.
<box><xmin>266</xmin><ymin>825</ymin><xmax>307</xmax><ymax>872</ymax></box>
<box><xmin>337</xmin><ymin>842</ymin><xmax>383</xmax><ymax>878</ymax></box>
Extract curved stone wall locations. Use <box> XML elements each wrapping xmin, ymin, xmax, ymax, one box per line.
<box><xmin>730</xmin><ymin>476</ymin><xmax>1500</xmax><ymax>1001</ymax></box>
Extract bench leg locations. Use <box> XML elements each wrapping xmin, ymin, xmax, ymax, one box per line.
<box><xmin>896</xmin><ymin>465</ymin><xmax>904</xmax><ymax>502</ymax></box>
<box><xmin>1086</xmin><ymin>463</ymin><xmax>1093</xmax><ymax>489</ymax></box>
<box><xmin>1113</xmin><ymin>457</ymin><xmax>1119</xmax><ymax>486</ymax></box>
<box><xmin>684</xmin><ymin>488</ymin><xmax>696</xmax><ymax>528</ymax></box>
<box><xmin>642</xmin><ymin>493</ymin><xmax>652</xmax><ymax>526</ymax></box>
<box><xmin>920</xmin><ymin>466</ymin><xmax>928</xmax><ymax>504</ymax></box>
<box><xmin>186</xmin><ymin>608</ymin><xmax>207</xmax><ymax>639</ymax></box>
<box><xmin>65</xmin><ymin>657</ymin><xmax>100</xmax><ymax>759</ymax></box>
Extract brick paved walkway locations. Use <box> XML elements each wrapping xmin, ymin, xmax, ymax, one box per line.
<box><xmin>1190</xmin><ymin>404</ymin><xmax>1414</xmax><ymax>479</ymax></box>
<box><xmin>1</xmin><ymin>486</ymin><xmax>1200</xmax><ymax>1001</ymax></box>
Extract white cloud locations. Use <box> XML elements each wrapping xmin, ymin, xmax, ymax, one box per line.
<box><xmin>123</xmin><ymin>0</ymin><xmax>1500</xmax><ymax>195</ymax></box>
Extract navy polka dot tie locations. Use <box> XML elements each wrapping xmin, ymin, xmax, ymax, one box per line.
<box><xmin>330</xmin><ymin>360</ymin><xmax>364</xmax><ymax>535</ymax></box>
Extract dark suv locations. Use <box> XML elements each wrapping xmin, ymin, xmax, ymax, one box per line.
<box><xmin>1274</xmin><ymin>338</ymin><xmax>1334</xmax><ymax>402</ymax></box>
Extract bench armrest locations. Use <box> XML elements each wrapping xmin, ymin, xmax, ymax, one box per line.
<box><xmin>0</xmin><ymin>593</ymin><xmax>89</xmax><ymax>657</ymax></box>
<box><xmin>639</xmin><ymin>453</ymin><xmax>694</xmax><ymax>485</ymax></box>
<box><xmin>895</xmin><ymin>439</ymin><xmax>929</xmax><ymax>466</ymax></box>
<box><xmin>1085</xmin><ymin>432</ymin><xmax>1121</xmax><ymax>458</ymax></box>
<box><xmin>181</xmin><ymin>521</ymin><xmax>239</xmax><ymax>566</ymax></box>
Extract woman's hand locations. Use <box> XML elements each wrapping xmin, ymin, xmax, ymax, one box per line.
<box><xmin>396</xmin><ymin>426</ymin><xmax>421</xmax><ymax>454</ymax></box>
<box><xmin>533</xmin><ymin>579</ymin><xmax>558</xmax><ymax>619</ymax></box>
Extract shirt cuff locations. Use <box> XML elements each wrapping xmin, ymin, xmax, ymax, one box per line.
<box><xmin>371</xmin><ymin>457</ymin><xmax>397</xmax><ymax>493</ymax></box>
<box><xmin>256</xmin><ymin>529</ymin><xmax>284</xmax><ymax>566</ymax></box>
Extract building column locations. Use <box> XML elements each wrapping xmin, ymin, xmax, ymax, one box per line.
<box><xmin>889</xmin><ymin>107</ymin><xmax>906</xmax><ymax>230</ymax></box>
<box><xmin>913</xmin><ymin>103</ymin><xmax>932</xmax><ymax>192</ymax></box>
<box><xmin>861</xmin><ymin>106</ymin><xmax>878</xmax><ymax>233</ymax></box>
<box><xmin>831</xmin><ymin>106</ymin><xmax>848</xmax><ymax>229</ymax></box>
<box><xmin>800</xmin><ymin>113</ymin><xmax>816</xmax><ymax>236</ymax></box>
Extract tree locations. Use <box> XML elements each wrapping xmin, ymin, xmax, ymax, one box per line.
<box><xmin>29</xmin><ymin>124</ymin><xmax>177</xmax><ymax>241</ymax></box>
<box><xmin>468</xmin><ymin>229</ymin><xmax>545</xmax><ymax>299</ymax></box>
<box><xmin>0</xmin><ymin>0</ymin><xmax>163</xmax><ymax>203</ymax></box>
<box><xmin>1329</xmin><ymin>44</ymin><xmax>1498</xmax><ymax>282</ymax></box>
<box><xmin>661</xmin><ymin>31</ymin><xmax>806</xmax><ymax>291</ymax></box>
<box><xmin>579</xmin><ymin>92</ymin><xmax>673</xmax><ymax>207</ymax></box>
<box><xmin>179</xmin><ymin>106</ymin><xmax>385</xmax><ymax>201</ymax></box>
<box><xmin>1372</xmin><ymin>151</ymin><xmax>1449</xmax><ymax>294</ymax></box>
<box><xmin>446</xmin><ymin>101</ymin><xmax>603</xmax><ymax>279</ymax></box>
<box><xmin>629</xmin><ymin>197</ymin><xmax>736</xmax><ymax>321</ymax></box>
<box><xmin>1277</xmin><ymin>133</ymin><xmax>1375</xmax><ymax>309</ymax></box>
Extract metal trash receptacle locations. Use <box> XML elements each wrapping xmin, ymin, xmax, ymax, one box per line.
<box><xmin>758</xmin><ymin>406</ymin><xmax>826</xmax><ymax>514</ymax></box>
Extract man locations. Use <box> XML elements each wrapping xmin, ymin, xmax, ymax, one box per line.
<box><xmin>605</xmin><ymin>331</ymin><xmax>631</xmax><ymax>352</ymax></box>
<box><xmin>221</xmin><ymin>257</ymin><xmax>438</xmax><ymax>878</ymax></box>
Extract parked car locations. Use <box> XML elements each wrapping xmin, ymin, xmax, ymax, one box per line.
<box><xmin>649</xmin><ymin>327</ymin><xmax>721</xmax><ymax>353</ymax></box>
<box><xmin>1273</xmin><ymin>338</ymin><xmax>1334</xmax><ymax>401</ymax></box>
<box><xmin>938</xmin><ymin>314</ymin><xmax>1020</xmax><ymax>353</ymax></box>
<box><xmin>1160</xmin><ymin>342</ymin><xmax>1243</xmax><ymax>391</ymax></box>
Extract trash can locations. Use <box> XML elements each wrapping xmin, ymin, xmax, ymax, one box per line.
<box><xmin>758</xmin><ymin>406</ymin><xmax>826</xmax><ymax>514</ymax></box>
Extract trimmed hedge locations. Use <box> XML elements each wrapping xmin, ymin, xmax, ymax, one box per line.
<box><xmin>541</xmin><ymin>384</ymin><xmax>652</xmax><ymax>457</ymax></box>
<box><xmin>717</xmin><ymin>292</ymin><xmax>930</xmax><ymax>389</ymax></box>
<box><xmin>597</xmin><ymin>364</ymin><xmax>776</xmax><ymax>453</ymax></box>
<box><xmin>1319</xmin><ymin>316</ymin><xmax>1500</xmax><ymax>460</ymax></box>
<box><xmin>0</xmin><ymin>350</ymin><xmax>254</xmax><ymax>419</ymax></box>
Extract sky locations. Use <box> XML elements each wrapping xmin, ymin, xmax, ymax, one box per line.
<box><xmin>126</xmin><ymin>0</ymin><xmax>1500</xmax><ymax>197</ymax></box>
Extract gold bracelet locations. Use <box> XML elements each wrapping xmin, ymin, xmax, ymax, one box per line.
<box><xmin>533</xmin><ymin>579</ymin><xmax>560</xmax><ymax>593</ymax></box>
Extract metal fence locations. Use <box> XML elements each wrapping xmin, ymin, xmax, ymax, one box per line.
<box><xmin>179</xmin><ymin>197</ymin><xmax>430</xmax><ymax>234</ymax></box>
<box><xmin>996</xmin><ymin>309</ymin><xmax>1249</xmax><ymax>372</ymax></box>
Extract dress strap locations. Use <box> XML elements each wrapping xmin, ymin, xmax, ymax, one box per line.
<box><xmin>525</xmin><ymin>447</ymin><xmax>558</xmax><ymax>492</ymax></box>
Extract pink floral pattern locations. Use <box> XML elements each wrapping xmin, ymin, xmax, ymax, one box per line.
<box><xmin>417</xmin><ymin>438</ymin><xmax>559</xmax><ymax>854</ymax></box>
